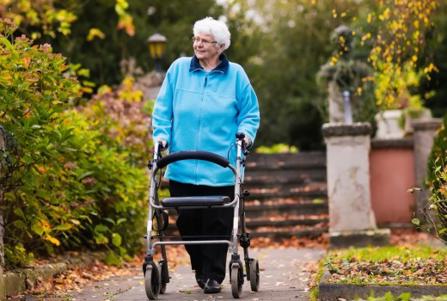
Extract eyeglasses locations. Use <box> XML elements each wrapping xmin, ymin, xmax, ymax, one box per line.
<box><xmin>192</xmin><ymin>36</ymin><xmax>218</xmax><ymax>46</ymax></box>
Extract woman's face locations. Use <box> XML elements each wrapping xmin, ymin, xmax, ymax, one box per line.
<box><xmin>193</xmin><ymin>33</ymin><xmax>222</xmax><ymax>61</ymax></box>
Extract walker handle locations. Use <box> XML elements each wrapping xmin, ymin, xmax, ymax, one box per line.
<box><xmin>154</xmin><ymin>151</ymin><xmax>230</xmax><ymax>171</ymax></box>
<box><xmin>236</xmin><ymin>132</ymin><xmax>245</xmax><ymax>140</ymax></box>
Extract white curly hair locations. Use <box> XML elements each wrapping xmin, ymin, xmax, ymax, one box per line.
<box><xmin>193</xmin><ymin>17</ymin><xmax>231</xmax><ymax>50</ymax></box>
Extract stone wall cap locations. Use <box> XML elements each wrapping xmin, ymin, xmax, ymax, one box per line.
<box><xmin>318</xmin><ymin>265</ymin><xmax>447</xmax><ymax>300</ymax></box>
<box><xmin>322</xmin><ymin>122</ymin><xmax>371</xmax><ymax>138</ymax></box>
<box><xmin>371</xmin><ymin>138</ymin><xmax>413</xmax><ymax>149</ymax></box>
<box><xmin>3</xmin><ymin>251</ymin><xmax>106</xmax><ymax>297</ymax></box>
<box><xmin>412</xmin><ymin>118</ymin><xmax>442</xmax><ymax>131</ymax></box>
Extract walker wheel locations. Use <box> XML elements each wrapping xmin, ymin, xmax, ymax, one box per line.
<box><xmin>249</xmin><ymin>259</ymin><xmax>260</xmax><ymax>292</ymax></box>
<box><xmin>144</xmin><ymin>262</ymin><xmax>161</xmax><ymax>300</ymax></box>
<box><xmin>230</xmin><ymin>263</ymin><xmax>243</xmax><ymax>298</ymax></box>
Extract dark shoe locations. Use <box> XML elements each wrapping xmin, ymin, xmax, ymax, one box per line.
<box><xmin>204</xmin><ymin>279</ymin><xmax>221</xmax><ymax>294</ymax></box>
<box><xmin>195</xmin><ymin>271</ymin><xmax>205</xmax><ymax>289</ymax></box>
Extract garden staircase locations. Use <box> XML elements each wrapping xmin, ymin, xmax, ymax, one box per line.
<box><xmin>243</xmin><ymin>152</ymin><xmax>329</xmax><ymax>238</ymax></box>
<box><xmin>163</xmin><ymin>151</ymin><xmax>329</xmax><ymax>239</ymax></box>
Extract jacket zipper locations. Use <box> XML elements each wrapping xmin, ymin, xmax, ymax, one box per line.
<box><xmin>195</xmin><ymin>74</ymin><xmax>208</xmax><ymax>183</ymax></box>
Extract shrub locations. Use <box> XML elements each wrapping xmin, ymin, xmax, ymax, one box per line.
<box><xmin>0</xmin><ymin>20</ymin><xmax>149</xmax><ymax>267</ymax></box>
<box><xmin>426</xmin><ymin>115</ymin><xmax>447</xmax><ymax>242</ymax></box>
<box><xmin>79</xmin><ymin>77</ymin><xmax>153</xmax><ymax>167</ymax></box>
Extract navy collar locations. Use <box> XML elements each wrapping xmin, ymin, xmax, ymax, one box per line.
<box><xmin>189</xmin><ymin>54</ymin><xmax>229</xmax><ymax>73</ymax></box>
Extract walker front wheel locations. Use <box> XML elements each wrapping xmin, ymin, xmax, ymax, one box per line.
<box><xmin>249</xmin><ymin>259</ymin><xmax>260</xmax><ymax>292</ymax></box>
<box><xmin>230</xmin><ymin>263</ymin><xmax>243</xmax><ymax>298</ymax></box>
<box><xmin>144</xmin><ymin>262</ymin><xmax>161</xmax><ymax>300</ymax></box>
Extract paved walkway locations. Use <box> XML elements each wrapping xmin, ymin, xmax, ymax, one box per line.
<box><xmin>59</xmin><ymin>247</ymin><xmax>325</xmax><ymax>301</ymax></box>
<box><xmin>12</xmin><ymin>247</ymin><xmax>325</xmax><ymax>301</ymax></box>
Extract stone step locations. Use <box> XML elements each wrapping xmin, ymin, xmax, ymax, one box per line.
<box><xmin>247</xmin><ymin>188</ymin><xmax>327</xmax><ymax>200</ymax></box>
<box><xmin>246</xmin><ymin>181</ymin><xmax>326</xmax><ymax>192</ymax></box>
<box><xmin>163</xmin><ymin>212</ymin><xmax>328</xmax><ymax>234</ymax></box>
<box><xmin>244</xmin><ymin>169</ymin><xmax>326</xmax><ymax>185</ymax></box>
<box><xmin>163</xmin><ymin>225</ymin><xmax>328</xmax><ymax>240</ymax></box>
<box><xmin>249</xmin><ymin>227</ymin><xmax>328</xmax><ymax>238</ymax></box>
<box><xmin>246</xmin><ymin>216</ymin><xmax>328</xmax><ymax>228</ymax></box>
<box><xmin>246</xmin><ymin>152</ymin><xmax>326</xmax><ymax>171</ymax></box>
<box><xmin>245</xmin><ymin>201</ymin><xmax>328</xmax><ymax>216</ymax></box>
<box><xmin>161</xmin><ymin>197</ymin><xmax>328</xmax><ymax>213</ymax></box>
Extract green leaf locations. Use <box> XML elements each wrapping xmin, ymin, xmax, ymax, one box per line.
<box><xmin>111</xmin><ymin>233</ymin><xmax>122</xmax><ymax>247</ymax></box>
<box><xmin>104</xmin><ymin>217</ymin><xmax>115</xmax><ymax>225</ymax></box>
<box><xmin>78</xmin><ymin>171</ymin><xmax>94</xmax><ymax>180</ymax></box>
<box><xmin>116</xmin><ymin>218</ymin><xmax>126</xmax><ymax>225</ymax></box>
<box><xmin>13</xmin><ymin>220</ymin><xmax>28</xmax><ymax>231</ymax></box>
<box><xmin>0</xmin><ymin>36</ymin><xmax>14</xmax><ymax>50</ymax></box>
<box><xmin>81</xmin><ymin>80</ymin><xmax>96</xmax><ymax>87</ymax></box>
<box><xmin>94</xmin><ymin>224</ymin><xmax>109</xmax><ymax>233</ymax></box>
<box><xmin>31</xmin><ymin>222</ymin><xmax>44</xmax><ymax>236</ymax></box>
<box><xmin>105</xmin><ymin>250</ymin><xmax>121</xmax><ymax>266</ymax></box>
<box><xmin>54</xmin><ymin>223</ymin><xmax>74</xmax><ymax>231</ymax></box>
<box><xmin>77</xmin><ymin>68</ymin><xmax>90</xmax><ymax>77</ymax></box>
<box><xmin>94</xmin><ymin>233</ymin><xmax>109</xmax><ymax>244</ymax></box>
<box><xmin>13</xmin><ymin>208</ymin><xmax>26</xmax><ymax>219</ymax></box>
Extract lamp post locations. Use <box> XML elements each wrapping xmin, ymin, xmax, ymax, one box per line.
<box><xmin>147</xmin><ymin>33</ymin><xmax>167</xmax><ymax>72</ymax></box>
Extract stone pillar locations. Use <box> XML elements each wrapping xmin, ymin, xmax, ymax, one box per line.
<box><xmin>323</xmin><ymin>123</ymin><xmax>390</xmax><ymax>248</ymax></box>
<box><xmin>0</xmin><ymin>127</ymin><xmax>5</xmax><ymax>300</ymax></box>
<box><xmin>412</xmin><ymin>119</ymin><xmax>442</xmax><ymax>222</ymax></box>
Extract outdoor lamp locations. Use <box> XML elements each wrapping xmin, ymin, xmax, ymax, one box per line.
<box><xmin>147</xmin><ymin>33</ymin><xmax>167</xmax><ymax>72</ymax></box>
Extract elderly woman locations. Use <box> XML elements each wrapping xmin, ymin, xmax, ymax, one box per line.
<box><xmin>152</xmin><ymin>17</ymin><xmax>260</xmax><ymax>294</ymax></box>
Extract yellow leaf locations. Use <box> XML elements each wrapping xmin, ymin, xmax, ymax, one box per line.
<box><xmin>117</xmin><ymin>15</ymin><xmax>135</xmax><ymax>36</ymax></box>
<box><xmin>70</xmin><ymin>219</ymin><xmax>81</xmax><ymax>225</ymax></box>
<box><xmin>40</xmin><ymin>219</ymin><xmax>51</xmax><ymax>232</ymax></box>
<box><xmin>98</xmin><ymin>85</ymin><xmax>112</xmax><ymax>95</ymax></box>
<box><xmin>87</xmin><ymin>28</ymin><xmax>106</xmax><ymax>41</ymax></box>
<box><xmin>44</xmin><ymin>234</ymin><xmax>61</xmax><ymax>246</ymax></box>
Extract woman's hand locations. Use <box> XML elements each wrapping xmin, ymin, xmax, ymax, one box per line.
<box><xmin>243</xmin><ymin>135</ymin><xmax>252</xmax><ymax>148</ymax></box>
<box><xmin>155</xmin><ymin>139</ymin><xmax>168</xmax><ymax>151</ymax></box>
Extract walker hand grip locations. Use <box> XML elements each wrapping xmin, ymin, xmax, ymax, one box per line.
<box><xmin>154</xmin><ymin>151</ymin><xmax>230</xmax><ymax>171</ymax></box>
<box><xmin>236</xmin><ymin>132</ymin><xmax>245</xmax><ymax>140</ymax></box>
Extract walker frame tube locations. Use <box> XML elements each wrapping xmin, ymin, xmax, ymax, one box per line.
<box><xmin>145</xmin><ymin>139</ymin><xmax>244</xmax><ymax>257</ymax></box>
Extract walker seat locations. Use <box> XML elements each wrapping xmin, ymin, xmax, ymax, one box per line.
<box><xmin>161</xmin><ymin>196</ymin><xmax>231</xmax><ymax>207</ymax></box>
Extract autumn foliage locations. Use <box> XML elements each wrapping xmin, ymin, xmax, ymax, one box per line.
<box><xmin>367</xmin><ymin>0</ymin><xmax>438</xmax><ymax>109</ymax></box>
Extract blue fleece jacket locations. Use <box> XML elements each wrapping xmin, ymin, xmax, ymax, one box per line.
<box><xmin>152</xmin><ymin>55</ymin><xmax>260</xmax><ymax>186</ymax></box>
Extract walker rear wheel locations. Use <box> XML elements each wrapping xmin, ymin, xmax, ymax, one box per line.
<box><xmin>249</xmin><ymin>259</ymin><xmax>260</xmax><ymax>292</ymax></box>
<box><xmin>230</xmin><ymin>263</ymin><xmax>243</xmax><ymax>298</ymax></box>
<box><xmin>144</xmin><ymin>262</ymin><xmax>161</xmax><ymax>300</ymax></box>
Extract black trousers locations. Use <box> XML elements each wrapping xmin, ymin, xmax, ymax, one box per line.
<box><xmin>169</xmin><ymin>180</ymin><xmax>234</xmax><ymax>283</ymax></box>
